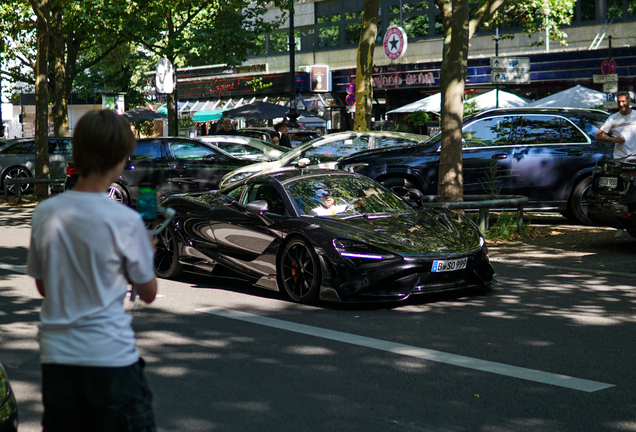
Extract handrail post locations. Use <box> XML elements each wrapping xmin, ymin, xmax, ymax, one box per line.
<box><xmin>478</xmin><ymin>208</ymin><xmax>488</xmax><ymax>235</ymax></box>
<box><xmin>517</xmin><ymin>205</ymin><xmax>524</xmax><ymax>234</ymax></box>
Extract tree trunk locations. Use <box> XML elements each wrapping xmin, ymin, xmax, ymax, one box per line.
<box><xmin>353</xmin><ymin>0</ymin><xmax>380</xmax><ymax>131</ymax></box>
<box><xmin>51</xmin><ymin>4</ymin><xmax>68</xmax><ymax>136</ymax></box>
<box><xmin>437</xmin><ymin>0</ymin><xmax>469</xmax><ymax>203</ymax></box>
<box><xmin>34</xmin><ymin>0</ymin><xmax>51</xmax><ymax>200</ymax></box>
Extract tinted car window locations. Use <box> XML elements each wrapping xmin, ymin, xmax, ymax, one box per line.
<box><xmin>559</xmin><ymin>118</ymin><xmax>589</xmax><ymax>143</ymax></box>
<box><xmin>170</xmin><ymin>141</ymin><xmax>217</xmax><ymax>160</ymax></box>
<box><xmin>218</xmin><ymin>142</ymin><xmax>263</xmax><ymax>158</ymax></box>
<box><xmin>462</xmin><ymin>116</ymin><xmax>513</xmax><ymax>148</ymax></box>
<box><xmin>512</xmin><ymin>115</ymin><xmax>561</xmax><ymax>145</ymax></box>
<box><xmin>1</xmin><ymin>140</ymin><xmax>35</xmax><ymax>154</ymax></box>
<box><xmin>376</xmin><ymin>137</ymin><xmax>419</xmax><ymax>148</ymax></box>
<box><xmin>132</xmin><ymin>142</ymin><xmax>165</xmax><ymax>160</ymax></box>
<box><xmin>244</xmin><ymin>183</ymin><xmax>286</xmax><ymax>216</ymax></box>
<box><xmin>49</xmin><ymin>139</ymin><xmax>72</xmax><ymax>154</ymax></box>
<box><xmin>226</xmin><ymin>184</ymin><xmax>245</xmax><ymax>201</ymax></box>
<box><xmin>565</xmin><ymin>112</ymin><xmax>607</xmax><ymax>140</ymax></box>
<box><xmin>303</xmin><ymin>136</ymin><xmax>370</xmax><ymax>164</ymax></box>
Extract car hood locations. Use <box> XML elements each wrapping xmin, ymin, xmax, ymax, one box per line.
<box><xmin>312</xmin><ymin>208</ymin><xmax>482</xmax><ymax>256</ymax></box>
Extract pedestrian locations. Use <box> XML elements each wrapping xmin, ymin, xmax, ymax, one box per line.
<box><xmin>217</xmin><ymin>117</ymin><xmax>238</xmax><ymax>135</ymax></box>
<box><xmin>27</xmin><ymin>109</ymin><xmax>158</xmax><ymax>432</ymax></box>
<box><xmin>595</xmin><ymin>90</ymin><xmax>636</xmax><ymax>159</ymax></box>
<box><xmin>274</xmin><ymin>121</ymin><xmax>292</xmax><ymax>148</ymax></box>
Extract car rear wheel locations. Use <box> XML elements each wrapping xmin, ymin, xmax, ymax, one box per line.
<box><xmin>567</xmin><ymin>176</ymin><xmax>592</xmax><ymax>225</ymax></box>
<box><xmin>154</xmin><ymin>224</ymin><xmax>182</xmax><ymax>279</ymax></box>
<box><xmin>2</xmin><ymin>166</ymin><xmax>31</xmax><ymax>194</ymax></box>
<box><xmin>107</xmin><ymin>183</ymin><xmax>129</xmax><ymax>205</ymax></box>
<box><xmin>278</xmin><ymin>237</ymin><xmax>321</xmax><ymax>303</ymax></box>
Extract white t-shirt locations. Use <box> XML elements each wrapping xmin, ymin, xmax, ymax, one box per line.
<box><xmin>312</xmin><ymin>203</ymin><xmax>348</xmax><ymax>216</ymax></box>
<box><xmin>600</xmin><ymin>110</ymin><xmax>636</xmax><ymax>159</ymax></box>
<box><xmin>27</xmin><ymin>191</ymin><xmax>155</xmax><ymax>367</ymax></box>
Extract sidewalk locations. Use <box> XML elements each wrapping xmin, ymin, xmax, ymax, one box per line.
<box><xmin>488</xmin><ymin>214</ymin><xmax>636</xmax><ymax>277</ymax></box>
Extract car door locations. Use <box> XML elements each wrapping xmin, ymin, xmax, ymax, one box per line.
<box><xmin>301</xmin><ymin>135</ymin><xmax>370</xmax><ymax>168</ymax></box>
<box><xmin>510</xmin><ymin>114</ymin><xmax>591</xmax><ymax>202</ymax></box>
<box><xmin>209</xmin><ymin>182</ymin><xmax>285</xmax><ymax>277</ymax></box>
<box><xmin>167</xmin><ymin>139</ymin><xmax>237</xmax><ymax>192</ymax></box>
<box><xmin>48</xmin><ymin>138</ymin><xmax>72</xmax><ymax>179</ymax></box>
<box><xmin>460</xmin><ymin>115</ymin><xmax>515</xmax><ymax>195</ymax></box>
<box><xmin>121</xmin><ymin>140</ymin><xmax>172</xmax><ymax>197</ymax></box>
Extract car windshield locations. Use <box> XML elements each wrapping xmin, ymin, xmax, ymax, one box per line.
<box><xmin>284</xmin><ymin>175</ymin><xmax>413</xmax><ymax>217</ymax></box>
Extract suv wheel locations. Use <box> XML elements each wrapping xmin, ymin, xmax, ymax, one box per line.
<box><xmin>107</xmin><ymin>183</ymin><xmax>129</xmax><ymax>205</ymax></box>
<box><xmin>567</xmin><ymin>176</ymin><xmax>592</xmax><ymax>225</ymax></box>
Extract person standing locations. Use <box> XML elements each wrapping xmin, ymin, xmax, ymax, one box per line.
<box><xmin>27</xmin><ymin>109</ymin><xmax>158</xmax><ymax>432</ymax></box>
<box><xmin>216</xmin><ymin>117</ymin><xmax>238</xmax><ymax>135</ymax></box>
<box><xmin>274</xmin><ymin>121</ymin><xmax>292</xmax><ymax>148</ymax></box>
<box><xmin>595</xmin><ymin>91</ymin><xmax>636</xmax><ymax>159</ymax></box>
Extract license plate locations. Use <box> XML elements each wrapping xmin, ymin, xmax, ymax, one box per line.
<box><xmin>599</xmin><ymin>177</ymin><xmax>618</xmax><ymax>188</ymax></box>
<box><xmin>432</xmin><ymin>257</ymin><xmax>468</xmax><ymax>273</ymax></box>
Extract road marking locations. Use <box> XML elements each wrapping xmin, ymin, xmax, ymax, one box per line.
<box><xmin>493</xmin><ymin>258</ymin><xmax>636</xmax><ymax>279</ymax></box>
<box><xmin>198</xmin><ymin>306</ymin><xmax>614</xmax><ymax>393</ymax></box>
<box><xmin>0</xmin><ymin>262</ymin><xmax>26</xmax><ymax>274</ymax></box>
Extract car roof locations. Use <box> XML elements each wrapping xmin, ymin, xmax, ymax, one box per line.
<box><xmin>255</xmin><ymin>168</ymin><xmax>360</xmax><ymax>185</ymax></box>
<box><xmin>469</xmin><ymin>107</ymin><xmax>609</xmax><ymax>119</ymax></box>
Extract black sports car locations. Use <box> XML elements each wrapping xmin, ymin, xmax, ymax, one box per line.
<box><xmin>588</xmin><ymin>158</ymin><xmax>636</xmax><ymax>238</ymax></box>
<box><xmin>153</xmin><ymin>170</ymin><xmax>496</xmax><ymax>303</ymax></box>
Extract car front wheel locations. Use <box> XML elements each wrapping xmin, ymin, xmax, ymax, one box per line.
<box><xmin>568</xmin><ymin>176</ymin><xmax>592</xmax><ymax>225</ymax></box>
<box><xmin>278</xmin><ymin>237</ymin><xmax>321</xmax><ymax>303</ymax></box>
<box><xmin>107</xmin><ymin>183</ymin><xmax>128</xmax><ymax>205</ymax></box>
<box><xmin>154</xmin><ymin>224</ymin><xmax>182</xmax><ymax>279</ymax></box>
<box><xmin>2</xmin><ymin>166</ymin><xmax>31</xmax><ymax>194</ymax></box>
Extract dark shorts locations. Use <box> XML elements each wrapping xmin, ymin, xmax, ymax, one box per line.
<box><xmin>41</xmin><ymin>358</ymin><xmax>156</xmax><ymax>432</ymax></box>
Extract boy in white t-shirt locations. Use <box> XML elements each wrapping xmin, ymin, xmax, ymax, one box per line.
<box><xmin>27</xmin><ymin>109</ymin><xmax>158</xmax><ymax>432</ymax></box>
<box><xmin>595</xmin><ymin>91</ymin><xmax>636</xmax><ymax>159</ymax></box>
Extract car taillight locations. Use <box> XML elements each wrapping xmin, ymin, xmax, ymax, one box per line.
<box><xmin>66</xmin><ymin>167</ymin><xmax>76</xmax><ymax>176</ymax></box>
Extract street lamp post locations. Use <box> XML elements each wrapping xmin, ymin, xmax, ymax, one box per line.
<box><xmin>286</xmin><ymin>2</ymin><xmax>300</xmax><ymax>128</ymax></box>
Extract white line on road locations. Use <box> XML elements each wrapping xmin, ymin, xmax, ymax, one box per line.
<box><xmin>198</xmin><ymin>306</ymin><xmax>614</xmax><ymax>393</ymax></box>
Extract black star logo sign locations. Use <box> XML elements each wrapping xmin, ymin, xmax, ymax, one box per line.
<box><xmin>389</xmin><ymin>35</ymin><xmax>400</xmax><ymax>51</ymax></box>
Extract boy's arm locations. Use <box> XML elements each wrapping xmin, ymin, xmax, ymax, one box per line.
<box><xmin>36</xmin><ymin>279</ymin><xmax>46</xmax><ymax>297</ymax></box>
<box><xmin>134</xmin><ymin>278</ymin><xmax>157</xmax><ymax>304</ymax></box>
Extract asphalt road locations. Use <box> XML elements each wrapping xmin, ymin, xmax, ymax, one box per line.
<box><xmin>1</xmin><ymin>206</ymin><xmax>636</xmax><ymax>432</ymax></box>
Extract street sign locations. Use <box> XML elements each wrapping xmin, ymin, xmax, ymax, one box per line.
<box><xmin>490</xmin><ymin>57</ymin><xmax>531</xmax><ymax>71</ymax></box>
<box><xmin>491</xmin><ymin>71</ymin><xmax>530</xmax><ymax>84</ymax></box>
<box><xmin>606</xmin><ymin>93</ymin><xmax>616</xmax><ymax>101</ymax></box>
<box><xmin>604</xmin><ymin>101</ymin><xmax>617</xmax><ymax>110</ymax></box>
<box><xmin>594</xmin><ymin>74</ymin><xmax>619</xmax><ymax>83</ymax></box>
<box><xmin>604</xmin><ymin>82</ymin><xmax>618</xmax><ymax>93</ymax></box>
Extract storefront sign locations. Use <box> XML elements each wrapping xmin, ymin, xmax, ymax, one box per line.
<box><xmin>370</xmin><ymin>72</ymin><xmax>435</xmax><ymax>89</ymax></box>
<box><xmin>177</xmin><ymin>72</ymin><xmax>309</xmax><ymax>99</ymax></box>
<box><xmin>383</xmin><ymin>26</ymin><xmax>408</xmax><ymax>60</ymax></box>
<box><xmin>310</xmin><ymin>65</ymin><xmax>330</xmax><ymax>92</ymax></box>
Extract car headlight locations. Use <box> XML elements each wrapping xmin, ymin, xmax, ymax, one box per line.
<box><xmin>224</xmin><ymin>170</ymin><xmax>261</xmax><ymax>185</ymax></box>
<box><xmin>333</xmin><ymin>239</ymin><xmax>398</xmax><ymax>261</ymax></box>
<box><xmin>341</xmin><ymin>163</ymin><xmax>368</xmax><ymax>173</ymax></box>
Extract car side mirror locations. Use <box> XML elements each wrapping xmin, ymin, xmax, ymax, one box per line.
<box><xmin>246</xmin><ymin>200</ymin><xmax>269</xmax><ymax>215</ymax></box>
<box><xmin>297</xmin><ymin>157</ymin><xmax>311</xmax><ymax>168</ymax></box>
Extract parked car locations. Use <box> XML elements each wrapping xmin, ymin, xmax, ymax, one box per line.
<box><xmin>219</xmin><ymin>131</ymin><xmax>430</xmax><ymax>189</ymax></box>
<box><xmin>0</xmin><ymin>363</ymin><xmax>18</xmax><ymax>432</ymax></box>
<box><xmin>337</xmin><ymin>108</ymin><xmax>613</xmax><ymax>225</ymax></box>
<box><xmin>153</xmin><ymin>169</ymin><xmax>495</xmax><ymax>303</ymax></box>
<box><xmin>197</xmin><ymin>135</ymin><xmax>289</xmax><ymax>162</ymax></box>
<box><xmin>587</xmin><ymin>158</ymin><xmax>636</xmax><ymax>238</ymax></box>
<box><xmin>237</xmin><ymin>128</ymin><xmax>320</xmax><ymax>147</ymax></box>
<box><xmin>0</xmin><ymin>137</ymin><xmax>72</xmax><ymax>194</ymax></box>
<box><xmin>65</xmin><ymin>137</ymin><xmax>252</xmax><ymax>207</ymax></box>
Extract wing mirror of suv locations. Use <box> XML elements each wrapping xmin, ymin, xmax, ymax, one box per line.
<box><xmin>297</xmin><ymin>158</ymin><xmax>311</xmax><ymax>168</ymax></box>
<box><xmin>246</xmin><ymin>200</ymin><xmax>269</xmax><ymax>215</ymax></box>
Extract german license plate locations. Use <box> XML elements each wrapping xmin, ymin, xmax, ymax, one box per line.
<box><xmin>599</xmin><ymin>177</ymin><xmax>618</xmax><ymax>188</ymax></box>
<box><xmin>432</xmin><ymin>257</ymin><xmax>468</xmax><ymax>273</ymax></box>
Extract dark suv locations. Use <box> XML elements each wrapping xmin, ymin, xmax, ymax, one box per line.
<box><xmin>337</xmin><ymin>108</ymin><xmax>613</xmax><ymax>224</ymax></box>
<box><xmin>65</xmin><ymin>137</ymin><xmax>251</xmax><ymax>207</ymax></box>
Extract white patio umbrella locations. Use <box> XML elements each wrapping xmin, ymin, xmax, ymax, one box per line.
<box><xmin>387</xmin><ymin>90</ymin><xmax>529</xmax><ymax>114</ymax></box>
<box><xmin>527</xmin><ymin>85</ymin><xmax>606</xmax><ymax>108</ymax></box>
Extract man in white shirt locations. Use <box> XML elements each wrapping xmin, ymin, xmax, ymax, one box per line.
<box><xmin>595</xmin><ymin>91</ymin><xmax>636</xmax><ymax>159</ymax></box>
<box><xmin>312</xmin><ymin>188</ymin><xmax>348</xmax><ymax>216</ymax></box>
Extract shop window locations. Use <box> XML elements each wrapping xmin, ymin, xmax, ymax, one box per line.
<box><xmin>389</xmin><ymin>15</ymin><xmax>429</xmax><ymax>37</ymax></box>
<box><xmin>318</xmin><ymin>26</ymin><xmax>340</xmax><ymax>47</ymax></box>
<box><xmin>629</xmin><ymin>0</ymin><xmax>636</xmax><ymax>15</ymax></box>
<box><xmin>435</xmin><ymin>12</ymin><xmax>444</xmax><ymax>34</ymax></box>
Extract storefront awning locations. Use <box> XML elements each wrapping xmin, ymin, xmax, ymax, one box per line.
<box><xmin>193</xmin><ymin>109</ymin><xmax>226</xmax><ymax>122</ymax></box>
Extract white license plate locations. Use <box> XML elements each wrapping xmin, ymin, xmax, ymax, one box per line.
<box><xmin>432</xmin><ymin>257</ymin><xmax>468</xmax><ymax>273</ymax></box>
<box><xmin>599</xmin><ymin>177</ymin><xmax>618</xmax><ymax>188</ymax></box>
